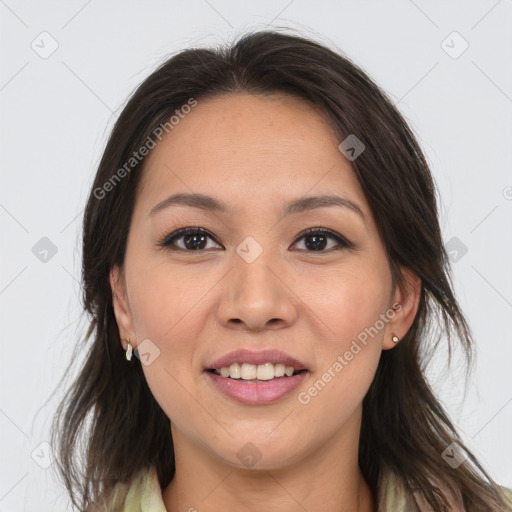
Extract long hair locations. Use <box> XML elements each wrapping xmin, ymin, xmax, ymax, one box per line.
<box><xmin>50</xmin><ymin>29</ymin><xmax>512</xmax><ymax>511</ymax></box>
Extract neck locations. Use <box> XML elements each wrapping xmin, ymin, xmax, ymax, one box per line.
<box><xmin>162</xmin><ymin>408</ymin><xmax>375</xmax><ymax>512</ymax></box>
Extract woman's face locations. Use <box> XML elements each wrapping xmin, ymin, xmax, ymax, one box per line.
<box><xmin>110</xmin><ymin>92</ymin><xmax>419</xmax><ymax>470</ymax></box>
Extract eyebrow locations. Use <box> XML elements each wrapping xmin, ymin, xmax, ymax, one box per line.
<box><xmin>149</xmin><ymin>192</ymin><xmax>365</xmax><ymax>220</ymax></box>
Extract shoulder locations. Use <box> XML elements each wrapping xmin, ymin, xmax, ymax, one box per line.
<box><xmin>500</xmin><ymin>485</ymin><xmax>512</xmax><ymax>506</ymax></box>
<box><xmin>85</xmin><ymin>466</ymin><xmax>166</xmax><ymax>512</ymax></box>
<box><xmin>379</xmin><ymin>469</ymin><xmax>512</xmax><ymax>511</ymax></box>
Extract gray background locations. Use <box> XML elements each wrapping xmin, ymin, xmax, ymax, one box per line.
<box><xmin>1</xmin><ymin>0</ymin><xmax>511</xmax><ymax>509</ymax></box>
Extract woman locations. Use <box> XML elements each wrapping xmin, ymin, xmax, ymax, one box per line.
<box><xmin>51</xmin><ymin>29</ymin><xmax>512</xmax><ymax>511</ymax></box>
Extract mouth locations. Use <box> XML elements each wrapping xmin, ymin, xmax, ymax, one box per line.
<box><xmin>203</xmin><ymin>349</ymin><xmax>310</xmax><ymax>405</ymax></box>
<box><xmin>203</xmin><ymin>350</ymin><xmax>310</xmax><ymax>404</ymax></box>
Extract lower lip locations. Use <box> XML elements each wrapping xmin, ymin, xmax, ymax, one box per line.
<box><xmin>204</xmin><ymin>370</ymin><xmax>308</xmax><ymax>405</ymax></box>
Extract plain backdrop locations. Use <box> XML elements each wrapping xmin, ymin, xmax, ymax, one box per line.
<box><xmin>1</xmin><ymin>1</ymin><xmax>511</xmax><ymax>510</ymax></box>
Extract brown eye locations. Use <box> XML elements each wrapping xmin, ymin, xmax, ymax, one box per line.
<box><xmin>158</xmin><ymin>227</ymin><xmax>222</xmax><ymax>251</ymax></box>
<box><xmin>291</xmin><ymin>228</ymin><xmax>353</xmax><ymax>252</ymax></box>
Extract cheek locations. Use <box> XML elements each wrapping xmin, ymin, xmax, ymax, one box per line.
<box><xmin>297</xmin><ymin>263</ymin><xmax>390</xmax><ymax>405</ymax></box>
<box><xmin>127</xmin><ymin>260</ymin><xmax>211</xmax><ymax>426</ymax></box>
<box><xmin>127</xmin><ymin>257</ymin><xmax>210</xmax><ymax>341</ymax></box>
<box><xmin>305</xmin><ymin>262</ymin><xmax>391</xmax><ymax>352</ymax></box>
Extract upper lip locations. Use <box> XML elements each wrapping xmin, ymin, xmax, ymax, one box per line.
<box><xmin>206</xmin><ymin>349</ymin><xmax>308</xmax><ymax>371</ymax></box>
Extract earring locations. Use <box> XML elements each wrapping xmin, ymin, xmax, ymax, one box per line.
<box><xmin>125</xmin><ymin>338</ymin><xmax>133</xmax><ymax>361</ymax></box>
<box><xmin>392</xmin><ymin>334</ymin><xmax>399</xmax><ymax>343</ymax></box>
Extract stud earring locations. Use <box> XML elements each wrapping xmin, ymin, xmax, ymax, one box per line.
<box><xmin>125</xmin><ymin>338</ymin><xmax>133</xmax><ymax>361</ymax></box>
<box><xmin>392</xmin><ymin>335</ymin><xmax>399</xmax><ymax>343</ymax></box>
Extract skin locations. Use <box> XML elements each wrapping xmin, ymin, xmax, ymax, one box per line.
<box><xmin>110</xmin><ymin>92</ymin><xmax>421</xmax><ymax>512</ymax></box>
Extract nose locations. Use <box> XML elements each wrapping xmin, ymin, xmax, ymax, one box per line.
<box><xmin>215</xmin><ymin>248</ymin><xmax>298</xmax><ymax>332</ymax></box>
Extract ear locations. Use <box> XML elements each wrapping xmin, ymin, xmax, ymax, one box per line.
<box><xmin>109</xmin><ymin>265</ymin><xmax>136</xmax><ymax>350</ymax></box>
<box><xmin>382</xmin><ymin>266</ymin><xmax>422</xmax><ymax>350</ymax></box>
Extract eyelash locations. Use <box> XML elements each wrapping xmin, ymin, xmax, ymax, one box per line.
<box><xmin>156</xmin><ymin>226</ymin><xmax>354</xmax><ymax>253</ymax></box>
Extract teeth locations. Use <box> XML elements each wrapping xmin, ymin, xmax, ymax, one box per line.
<box><xmin>274</xmin><ymin>363</ymin><xmax>285</xmax><ymax>377</ymax></box>
<box><xmin>256</xmin><ymin>363</ymin><xmax>274</xmax><ymax>381</ymax></box>
<box><xmin>215</xmin><ymin>362</ymin><xmax>298</xmax><ymax>380</ymax></box>
<box><xmin>229</xmin><ymin>363</ymin><xmax>241</xmax><ymax>379</ymax></box>
<box><xmin>241</xmin><ymin>363</ymin><xmax>257</xmax><ymax>380</ymax></box>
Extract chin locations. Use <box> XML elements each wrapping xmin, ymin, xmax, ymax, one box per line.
<box><xmin>209</xmin><ymin>437</ymin><xmax>301</xmax><ymax>472</ymax></box>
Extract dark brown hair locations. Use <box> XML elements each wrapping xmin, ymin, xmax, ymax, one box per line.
<box><xmin>50</xmin><ymin>29</ymin><xmax>512</xmax><ymax>511</ymax></box>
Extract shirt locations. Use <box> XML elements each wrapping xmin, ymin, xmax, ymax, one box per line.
<box><xmin>103</xmin><ymin>465</ymin><xmax>512</xmax><ymax>511</ymax></box>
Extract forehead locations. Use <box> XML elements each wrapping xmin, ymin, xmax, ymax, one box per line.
<box><xmin>137</xmin><ymin>92</ymin><xmax>368</xmax><ymax>216</ymax></box>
